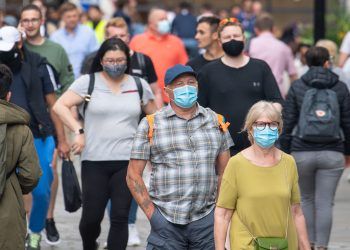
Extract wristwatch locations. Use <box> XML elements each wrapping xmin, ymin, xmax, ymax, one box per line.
<box><xmin>75</xmin><ymin>128</ymin><xmax>84</xmax><ymax>135</ymax></box>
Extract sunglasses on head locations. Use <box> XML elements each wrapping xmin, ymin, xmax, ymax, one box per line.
<box><xmin>219</xmin><ymin>17</ymin><xmax>239</xmax><ymax>27</ymax></box>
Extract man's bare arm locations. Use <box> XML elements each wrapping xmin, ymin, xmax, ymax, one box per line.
<box><xmin>126</xmin><ymin>159</ymin><xmax>155</xmax><ymax>220</ymax></box>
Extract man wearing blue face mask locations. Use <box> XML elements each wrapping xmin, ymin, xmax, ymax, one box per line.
<box><xmin>127</xmin><ymin>64</ymin><xmax>234</xmax><ymax>250</ymax></box>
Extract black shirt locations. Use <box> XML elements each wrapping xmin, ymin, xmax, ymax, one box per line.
<box><xmin>186</xmin><ymin>55</ymin><xmax>212</xmax><ymax>73</ymax></box>
<box><xmin>10</xmin><ymin>64</ymin><xmax>55</xmax><ymax>138</ymax></box>
<box><xmin>130</xmin><ymin>52</ymin><xmax>158</xmax><ymax>84</ymax></box>
<box><xmin>198</xmin><ymin>58</ymin><xmax>283</xmax><ymax>153</ymax></box>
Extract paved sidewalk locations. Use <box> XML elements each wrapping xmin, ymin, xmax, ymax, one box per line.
<box><xmin>41</xmin><ymin>167</ymin><xmax>350</xmax><ymax>250</ymax></box>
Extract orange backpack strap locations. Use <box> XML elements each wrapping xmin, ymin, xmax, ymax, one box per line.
<box><xmin>146</xmin><ymin>114</ymin><xmax>155</xmax><ymax>144</ymax></box>
<box><xmin>217</xmin><ymin>114</ymin><xmax>230</xmax><ymax>132</ymax></box>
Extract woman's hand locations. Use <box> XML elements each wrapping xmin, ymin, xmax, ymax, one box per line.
<box><xmin>71</xmin><ymin>134</ymin><xmax>85</xmax><ymax>155</ymax></box>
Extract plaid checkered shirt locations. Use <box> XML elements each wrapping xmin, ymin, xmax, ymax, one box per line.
<box><xmin>130</xmin><ymin>104</ymin><xmax>234</xmax><ymax>224</ymax></box>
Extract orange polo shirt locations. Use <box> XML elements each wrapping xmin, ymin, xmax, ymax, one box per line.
<box><xmin>130</xmin><ymin>31</ymin><xmax>188</xmax><ymax>102</ymax></box>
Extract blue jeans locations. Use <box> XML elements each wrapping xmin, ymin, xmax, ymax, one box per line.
<box><xmin>29</xmin><ymin>136</ymin><xmax>55</xmax><ymax>233</ymax></box>
<box><xmin>128</xmin><ymin>198</ymin><xmax>138</xmax><ymax>224</ymax></box>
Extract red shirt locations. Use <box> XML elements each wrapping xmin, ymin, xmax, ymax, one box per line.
<box><xmin>130</xmin><ymin>31</ymin><xmax>188</xmax><ymax>102</ymax></box>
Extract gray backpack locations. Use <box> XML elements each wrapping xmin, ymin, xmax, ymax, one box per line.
<box><xmin>0</xmin><ymin>124</ymin><xmax>7</xmax><ymax>199</ymax></box>
<box><xmin>293</xmin><ymin>88</ymin><xmax>344</xmax><ymax>143</ymax></box>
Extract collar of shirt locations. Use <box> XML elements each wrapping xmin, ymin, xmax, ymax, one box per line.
<box><xmin>258</xmin><ymin>31</ymin><xmax>275</xmax><ymax>39</ymax></box>
<box><xmin>146</xmin><ymin>30</ymin><xmax>169</xmax><ymax>42</ymax></box>
<box><xmin>63</xmin><ymin>25</ymin><xmax>80</xmax><ymax>36</ymax></box>
<box><xmin>164</xmin><ymin>103</ymin><xmax>205</xmax><ymax>119</ymax></box>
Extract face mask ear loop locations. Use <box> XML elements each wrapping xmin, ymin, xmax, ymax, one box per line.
<box><xmin>164</xmin><ymin>87</ymin><xmax>175</xmax><ymax>103</ymax></box>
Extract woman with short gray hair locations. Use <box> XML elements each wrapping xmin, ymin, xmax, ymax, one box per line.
<box><xmin>215</xmin><ymin>101</ymin><xmax>311</xmax><ymax>250</ymax></box>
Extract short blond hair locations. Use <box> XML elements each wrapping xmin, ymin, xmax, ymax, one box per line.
<box><xmin>243</xmin><ymin>101</ymin><xmax>283</xmax><ymax>144</ymax></box>
<box><xmin>316</xmin><ymin>39</ymin><xmax>338</xmax><ymax>65</ymax></box>
<box><xmin>105</xmin><ymin>17</ymin><xmax>129</xmax><ymax>33</ymax></box>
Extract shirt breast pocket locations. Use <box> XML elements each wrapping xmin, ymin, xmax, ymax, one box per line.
<box><xmin>152</xmin><ymin>124</ymin><xmax>189</xmax><ymax>167</ymax></box>
<box><xmin>194</xmin><ymin>124</ymin><xmax>222</xmax><ymax>154</ymax></box>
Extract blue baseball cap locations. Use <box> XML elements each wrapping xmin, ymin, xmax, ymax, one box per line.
<box><xmin>164</xmin><ymin>64</ymin><xmax>196</xmax><ymax>86</ymax></box>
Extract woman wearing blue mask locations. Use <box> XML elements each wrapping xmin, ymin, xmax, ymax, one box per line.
<box><xmin>53</xmin><ymin>38</ymin><xmax>157</xmax><ymax>250</ymax></box>
<box><xmin>214</xmin><ymin>101</ymin><xmax>311</xmax><ymax>250</ymax></box>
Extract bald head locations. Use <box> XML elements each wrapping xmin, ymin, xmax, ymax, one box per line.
<box><xmin>148</xmin><ymin>8</ymin><xmax>169</xmax><ymax>35</ymax></box>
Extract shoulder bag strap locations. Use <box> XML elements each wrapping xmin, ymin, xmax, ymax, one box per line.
<box><xmin>83</xmin><ymin>73</ymin><xmax>95</xmax><ymax>116</ymax></box>
<box><xmin>146</xmin><ymin>114</ymin><xmax>155</xmax><ymax>145</ymax></box>
<box><xmin>217</xmin><ymin>114</ymin><xmax>230</xmax><ymax>132</ymax></box>
<box><xmin>136</xmin><ymin>52</ymin><xmax>147</xmax><ymax>80</ymax></box>
<box><xmin>132</xmin><ymin>75</ymin><xmax>144</xmax><ymax>106</ymax></box>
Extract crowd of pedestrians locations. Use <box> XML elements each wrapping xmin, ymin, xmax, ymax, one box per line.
<box><xmin>0</xmin><ymin>0</ymin><xmax>349</xmax><ymax>250</ymax></box>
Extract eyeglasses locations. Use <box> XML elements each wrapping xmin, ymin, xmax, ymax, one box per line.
<box><xmin>253</xmin><ymin>121</ymin><xmax>279</xmax><ymax>131</ymax></box>
<box><xmin>21</xmin><ymin>18</ymin><xmax>41</xmax><ymax>26</ymax></box>
<box><xmin>219</xmin><ymin>17</ymin><xmax>239</xmax><ymax>27</ymax></box>
<box><xmin>102</xmin><ymin>58</ymin><xmax>127</xmax><ymax>65</ymax></box>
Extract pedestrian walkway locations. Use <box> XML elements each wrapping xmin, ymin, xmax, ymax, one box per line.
<box><xmin>41</xmin><ymin>167</ymin><xmax>350</xmax><ymax>250</ymax></box>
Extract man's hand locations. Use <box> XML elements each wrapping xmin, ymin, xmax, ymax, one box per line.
<box><xmin>57</xmin><ymin>140</ymin><xmax>70</xmax><ymax>159</ymax></box>
<box><xmin>144</xmin><ymin>201</ymin><xmax>155</xmax><ymax>220</ymax></box>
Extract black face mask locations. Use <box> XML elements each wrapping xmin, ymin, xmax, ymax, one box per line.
<box><xmin>0</xmin><ymin>48</ymin><xmax>22</xmax><ymax>73</ymax></box>
<box><xmin>222</xmin><ymin>39</ymin><xmax>244</xmax><ymax>57</ymax></box>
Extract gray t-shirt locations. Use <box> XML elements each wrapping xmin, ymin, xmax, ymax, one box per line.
<box><xmin>69</xmin><ymin>72</ymin><xmax>154</xmax><ymax>161</ymax></box>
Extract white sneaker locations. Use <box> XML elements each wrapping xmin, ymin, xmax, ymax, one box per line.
<box><xmin>127</xmin><ymin>224</ymin><xmax>141</xmax><ymax>246</ymax></box>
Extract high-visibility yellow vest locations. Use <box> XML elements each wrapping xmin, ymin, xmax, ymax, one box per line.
<box><xmin>86</xmin><ymin>20</ymin><xmax>107</xmax><ymax>44</ymax></box>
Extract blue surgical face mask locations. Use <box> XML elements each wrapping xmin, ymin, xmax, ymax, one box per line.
<box><xmin>157</xmin><ymin>20</ymin><xmax>171</xmax><ymax>35</ymax></box>
<box><xmin>253</xmin><ymin>127</ymin><xmax>279</xmax><ymax>148</ymax></box>
<box><xmin>170</xmin><ymin>85</ymin><xmax>198</xmax><ymax>109</ymax></box>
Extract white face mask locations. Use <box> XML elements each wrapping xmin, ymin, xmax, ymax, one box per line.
<box><xmin>157</xmin><ymin>20</ymin><xmax>171</xmax><ymax>35</ymax></box>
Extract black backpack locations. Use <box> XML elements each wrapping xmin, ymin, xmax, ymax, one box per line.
<box><xmin>293</xmin><ymin>88</ymin><xmax>344</xmax><ymax>143</ymax></box>
<box><xmin>135</xmin><ymin>52</ymin><xmax>148</xmax><ymax>82</ymax></box>
<box><xmin>81</xmin><ymin>74</ymin><xmax>144</xmax><ymax>118</ymax></box>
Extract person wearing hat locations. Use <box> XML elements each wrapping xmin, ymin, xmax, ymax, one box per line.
<box><xmin>0</xmin><ymin>26</ymin><xmax>68</xmax><ymax>250</ymax></box>
<box><xmin>127</xmin><ymin>64</ymin><xmax>233</xmax><ymax>250</ymax></box>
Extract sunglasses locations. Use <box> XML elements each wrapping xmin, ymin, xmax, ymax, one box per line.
<box><xmin>219</xmin><ymin>17</ymin><xmax>240</xmax><ymax>27</ymax></box>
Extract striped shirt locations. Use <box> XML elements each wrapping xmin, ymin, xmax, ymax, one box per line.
<box><xmin>130</xmin><ymin>104</ymin><xmax>234</xmax><ymax>224</ymax></box>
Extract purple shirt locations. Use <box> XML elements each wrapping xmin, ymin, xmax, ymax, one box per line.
<box><xmin>249</xmin><ymin>32</ymin><xmax>296</xmax><ymax>95</ymax></box>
